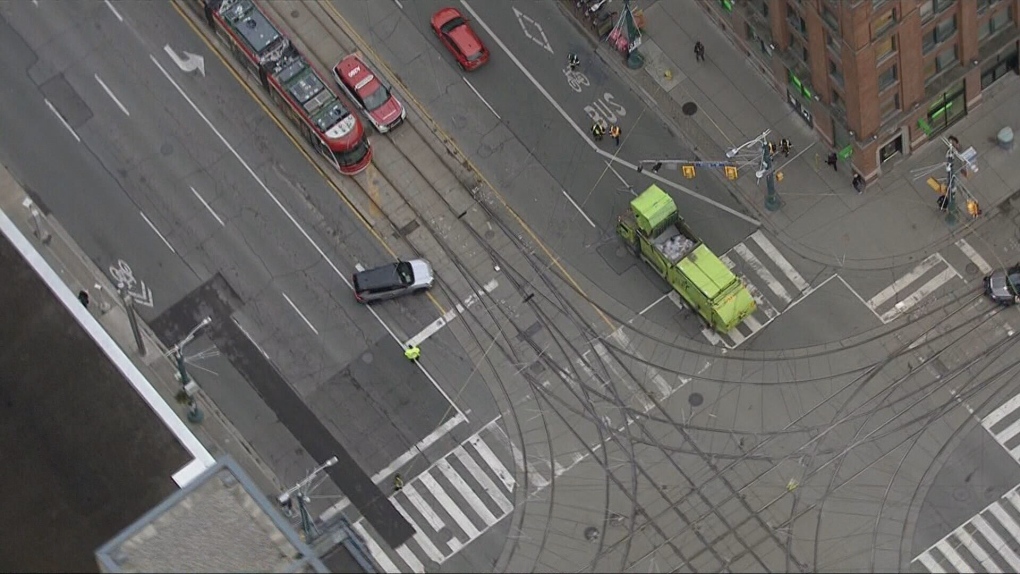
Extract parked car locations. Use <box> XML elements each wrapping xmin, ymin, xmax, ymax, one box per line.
<box><xmin>332</xmin><ymin>54</ymin><xmax>406</xmax><ymax>134</ymax></box>
<box><xmin>430</xmin><ymin>7</ymin><xmax>489</xmax><ymax>71</ymax></box>
<box><xmin>353</xmin><ymin>259</ymin><xmax>434</xmax><ymax>303</ymax></box>
<box><xmin>984</xmin><ymin>264</ymin><xmax>1020</xmax><ymax>305</ymax></box>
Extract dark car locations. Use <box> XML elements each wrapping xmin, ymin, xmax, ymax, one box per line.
<box><xmin>430</xmin><ymin>7</ymin><xmax>489</xmax><ymax>71</ymax></box>
<box><xmin>984</xmin><ymin>264</ymin><xmax>1020</xmax><ymax>305</ymax></box>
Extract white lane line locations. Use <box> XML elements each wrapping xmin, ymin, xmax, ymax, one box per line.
<box><xmin>104</xmin><ymin>0</ymin><xmax>124</xmax><ymax>22</ymax></box>
<box><xmin>868</xmin><ymin>254</ymin><xmax>942</xmax><ymax>308</ymax></box>
<box><xmin>139</xmin><ymin>211</ymin><xmax>176</xmax><ymax>254</ymax></box>
<box><xmin>150</xmin><ymin>54</ymin><xmax>466</xmax><ymax>420</ymax></box>
<box><xmin>749</xmin><ymin>231</ymin><xmax>809</xmax><ymax>292</ymax></box>
<box><xmin>351</xmin><ymin>523</ymin><xmax>400</xmax><ymax>574</ymax></box>
<box><xmin>879</xmin><ymin>268</ymin><xmax>957</xmax><ymax>323</ymax></box>
<box><xmin>355</xmin><ymin>263</ymin><xmax>365</xmax><ymax>272</ymax></box>
<box><xmin>94</xmin><ymin>74</ymin><xmax>130</xmax><ymax>116</ymax></box>
<box><xmin>392</xmin><ymin>499</ymin><xmax>445</xmax><ymax>563</ymax></box>
<box><xmin>487</xmin><ymin>425</ymin><xmax>549</xmax><ymax>491</ymax></box>
<box><xmin>639</xmin><ymin>292</ymin><xmax>670</xmax><ymax>315</ymax></box>
<box><xmin>44</xmin><ymin>99</ymin><xmax>81</xmax><ymax>143</ymax></box>
<box><xmin>733</xmin><ymin>243</ymin><xmax>791</xmax><ymax>304</ymax></box>
<box><xmin>452</xmin><ymin>446</ymin><xmax>513</xmax><ymax>514</ymax></box>
<box><xmin>281</xmin><ymin>292</ymin><xmax>319</xmax><ymax>335</ymax></box>
<box><xmin>468</xmin><ymin>434</ymin><xmax>516</xmax><ymax>492</ymax></box>
<box><xmin>190</xmin><ymin>186</ymin><xmax>225</xmax><ymax>226</ymax></box>
<box><xmin>231</xmin><ymin>316</ymin><xmax>270</xmax><ymax>360</ymax></box>
<box><xmin>393</xmin><ymin>0</ymin><xmax>403</xmax><ymax>8</ymax></box>
<box><xmin>458</xmin><ymin>0</ymin><xmax>759</xmax><ymax>227</ymax></box>
<box><xmin>419</xmin><ymin>472</ymin><xmax>481</xmax><ymax>538</ymax></box>
<box><xmin>405</xmin><ymin>280</ymin><xmax>498</xmax><ymax>347</ymax></box>
<box><xmin>372</xmin><ymin>412</ymin><xmax>466</xmax><ymax>484</ymax></box>
<box><xmin>605</xmin><ymin>160</ymin><xmax>635</xmax><ymax>195</ymax></box>
<box><xmin>436</xmin><ymin>459</ymin><xmax>499</xmax><ymax>526</ymax></box>
<box><xmin>561</xmin><ymin>190</ymin><xmax>596</xmax><ymax>228</ymax></box>
<box><xmin>956</xmin><ymin>238</ymin><xmax>993</xmax><ymax>275</ymax></box>
<box><xmin>462</xmin><ymin>77</ymin><xmax>501</xmax><ymax>120</ymax></box>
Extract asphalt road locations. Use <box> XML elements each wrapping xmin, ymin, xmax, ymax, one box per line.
<box><xmin>0</xmin><ymin>0</ymin><xmax>484</xmax><ymax>539</ymax></box>
<box><xmin>0</xmin><ymin>230</ymin><xmax>189</xmax><ymax>573</ymax></box>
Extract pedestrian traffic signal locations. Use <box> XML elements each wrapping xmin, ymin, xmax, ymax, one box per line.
<box><xmin>966</xmin><ymin>199</ymin><xmax>981</xmax><ymax>218</ymax></box>
<box><xmin>724</xmin><ymin>166</ymin><xmax>738</xmax><ymax>180</ymax></box>
<box><xmin>682</xmin><ymin>165</ymin><xmax>696</xmax><ymax>179</ymax></box>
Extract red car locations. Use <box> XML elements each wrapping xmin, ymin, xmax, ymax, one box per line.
<box><xmin>332</xmin><ymin>54</ymin><xmax>406</xmax><ymax>134</ymax></box>
<box><xmin>430</xmin><ymin>7</ymin><xmax>489</xmax><ymax>71</ymax></box>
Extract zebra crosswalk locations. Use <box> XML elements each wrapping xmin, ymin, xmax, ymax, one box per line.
<box><xmin>352</xmin><ymin>423</ymin><xmax>519</xmax><ymax>573</ymax></box>
<box><xmin>913</xmin><ymin>486</ymin><xmax>1020</xmax><ymax>573</ymax></box>
<box><xmin>982</xmin><ymin>391</ymin><xmax>1020</xmax><ymax>464</ymax></box>
<box><xmin>697</xmin><ymin>230</ymin><xmax>811</xmax><ymax>348</ymax></box>
<box><xmin>864</xmin><ymin>237</ymin><xmax>999</xmax><ymax>324</ymax></box>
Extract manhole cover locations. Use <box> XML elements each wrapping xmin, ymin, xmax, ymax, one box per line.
<box><xmin>485</xmin><ymin>229</ymin><xmax>496</xmax><ymax>240</ymax></box>
<box><xmin>965</xmin><ymin>262</ymin><xmax>979</xmax><ymax>275</ymax></box>
<box><xmin>688</xmin><ymin>392</ymin><xmax>703</xmax><ymax>407</ymax></box>
<box><xmin>681</xmin><ymin>102</ymin><xmax>698</xmax><ymax>116</ymax></box>
<box><xmin>361</xmin><ymin>352</ymin><xmax>374</xmax><ymax>364</ymax></box>
<box><xmin>584</xmin><ymin>526</ymin><xmax>600</xmax><ymax>541</ymax></box>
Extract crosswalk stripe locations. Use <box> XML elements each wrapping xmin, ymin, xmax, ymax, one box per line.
<box><xmin>606</xmin><ymin>330</ymin><xmax>672</xmax><ymax>399</ymax></box>
<box><xmin>467</xmin><ymin>435</ymin><xmax>516</xmax><ymax>492</ymax></box>
<box><xmin>997</xmin><ymin>416</ymin><xmax>1020</xmax><ymax>449</ymax></box>
<box><xmin>419</xmin><ymin>472</ymin><xmax>481</xmax><ymax>538</ymax></box>
<box><xmin>391</xmin><ymin>499</ymin><xmax>446</xmax><ymax>564</ymax></box>
<box><xmin>583</xmin><ymin>345</ymin><xmax>653</xmax><ymax>411</ymax></box>
<box><xmin>351</xmin><ymin>522</ymin><xmax>401</xmax><ymax>574</ymax></box>
<box><xmin>726</xmin><ymin>326</ymin><xmax>747</xmax><ymax>347</ymax></box>
<box><xmin>750</xmin><ymin>231</ymin><xmax>810</xmax><ymax>292</ymax></box>
<box><xmin>701</xmin><ymin>327</ymin><xmax>725</xmax><ymax>346</ymax></box>
<box><xmin>402</xmin><ymin>483</ymin><xmax>451</xmax><ymax>535</ymax></box>
<box><xmin>868</xmin><ymin>254</ymin><xmax>942</xmax><ymax>308</ymax></box>
<box><xmin>916</xmin><ymin>551</ymin><xmax>945</xmax><ymax>573</ymax></box>
<box><xmin>452</xmin><ymin>445</ymin><xmax>514</xmax><ymax>514</ymax></box>
<box><xmin>936</xmin><ymin>541</ymin><xmax>971</xmax><ymax>572</ymax></box>
<box><xmin>744</xmin><ymin>314</ymin><xmax>762</xmax><ymax>333</ymax></box>
<box><xmin>955</xmin><ymin>527</ymin><xmax>996</xmax><ymax>571</ymax></box>
<box><xmin>956</xmin><ymin>238</ymin><xmax>993</xmax><ymax>275</ymax></box>
<box><xmin>734</xmin><ymin>243</ymin><xmax>792</xmax><ymax>303</ymax></box>
<box><xmin>437</xmin><ymin>459</ymin><xmax>500</xmax><ymax>526</ymax></box>
<box><xmin>1006</xmin><ymin>490</ymin><xmax>1020</xmax><ymax>515</ymax></box>
<box><xmin>982</xmin><ymin>508</ymin><xmax>1020</xmax><ymax>569</ymax></box>
<box><xmin>719</xmin><ymin>253</ymin><xmax>735</xmax><ymax>268</ymax></box>
<box><xmin>879</xmin><ymin>268</ymin><xmax>957</xmax><ymax>322</ymax></box>
<box><xmin>395</xmin><ymin>542</ymin><xmax>425</xmax><ymax>573</ymax></box>
<box><xmin>983</xmin><ymin>393</ymin><xmax>1020</xmax><ymax>430</ymax></box>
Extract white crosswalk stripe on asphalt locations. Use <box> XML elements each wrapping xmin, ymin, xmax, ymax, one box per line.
<box><xmin>865</xmin><ymin>253</ymin><xmax>961</xmax><ymax>323</ymax></box>
<box><xmin>699</xmin><ymin>231</ymin><xmax>810</xmax><ymax>348</ymax></box>
<box><xmin>352</xmin><ymin>425</ymin><xmax>519</xmax><ymax>573</ymax></box>
<box><xmin>913</xmin><ymin>484</ymin><xmax>1020</xmax><ymax>573</ymax></box>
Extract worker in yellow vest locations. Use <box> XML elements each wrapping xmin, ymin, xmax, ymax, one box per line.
<box><xmin>404</xmin><ymin>345</ymin><xmax>421</xmax><ymax>361</ymax></box>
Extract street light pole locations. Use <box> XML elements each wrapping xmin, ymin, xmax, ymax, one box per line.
<box><xmin>943</xmin><ymin>146</ymin><xmax>959</xmax><ymax>226</ymax></box>
<box><xmin>728</xmin><ymin>130</ymin><xmax>781</xmax><ymax>211</ymax></box>
<box><xmin>170</xmin><ymin>316</ymin><xmax>212</xmax><ymax>423</ymax></box>
<box><xmin>278</xmin><ymin>456</ymin><xmax>339</xmax><ymax>542</ymax></box>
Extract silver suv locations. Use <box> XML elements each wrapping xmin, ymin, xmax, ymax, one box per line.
<box><xmin>353</xmin><ymin>259</ymin><xmax>434</xmax><ymax>303</ymax></box>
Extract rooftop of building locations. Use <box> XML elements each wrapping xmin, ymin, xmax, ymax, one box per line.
<box><xmin>95</xmin><ymin>456</ymin><xmax>329</xmax><ymax>574</ymax></box>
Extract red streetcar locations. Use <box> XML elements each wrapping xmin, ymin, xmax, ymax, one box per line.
<box><xmin>199</xmin><ymin>0</ymin><xmax>371</xmax><ymax>175</ymax></box>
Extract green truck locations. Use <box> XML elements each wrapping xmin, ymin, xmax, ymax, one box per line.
<box><xmin>617</xmin><ymin>185</ymin><xmax>756</xmax><ymax>333</ymax></box>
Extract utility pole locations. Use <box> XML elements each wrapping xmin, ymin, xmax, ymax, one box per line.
<box><xmin>911</xmin><ymin>135</ymin><xmax>979</xmax><ymax>226</ymax></box>
<box><xmin>169</xmin><ymin>316</ymin><xmax>212</xmax><ymax>423</ymax></box>
<box><xmin>636</xmin><ymin>131</ymin><xmax>781</xmax><ymax>211</ymax></box>
<box><xmin>278</xmin><ymin>456</ymin><xmax>339</xmax><ymax>542</ymax></box>
<box><xmin>118</xmin><ymin>283</ymin><xmax>147</xmax><ymax>356</ymax></box>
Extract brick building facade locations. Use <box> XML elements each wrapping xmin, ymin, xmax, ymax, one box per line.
<box><xmin>703</xmin><ymin>0</ymin><xmax>1019</xmax><ymax>180</ymax></box>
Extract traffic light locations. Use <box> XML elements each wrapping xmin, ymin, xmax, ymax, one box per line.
<box><xmin>682</xmin><ymin>165</ymin><xmax>696</xmax><ymax>179</ymax></box>
<box><xmin>967</xmin><ymin>199</ymin><xmax>981</xmax><ymax>218</ymax></box>
<box><xmin>776</xmin><ymin>171</ymin><xmax>784</xmax><ymax>182</ymax></box>
<box><xmin>724</xmin><ymin>166</ymin><xmax>738</xmax><ymax>180</ymax></box>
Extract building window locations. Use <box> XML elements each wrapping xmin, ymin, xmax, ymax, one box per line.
<box><xmin>926</xmin><ymin>45</ymin><xmax>959</xmax><ymax>81</ymax></box>
<box><xmin>880</xmin><ymin>93</ymin><xmax>900</xmax><ymax>122</ymax></box>
<box><xmin>920</xmin><ymin>1</ymin><xmax>934</xmax><ymax>22</ymax></box>
<box><xmin>923</xmin><ymin>16</ymin><xmax>957</xmax><ymax>54</ymax></box>
<box><xmin>789</xmin><ymin>36</ymin><xmax>809</xmax><ymax>64</ymax></box>
<box><xmin>822</xmin><ymin>5</ymin><xmax>839</xmax><ymax>32</ymax></box>
<box><xmin>787</xmin><ymin>5</ymin><xmax>807</xmax><ymax>35</ymax></box>
<box><xmin>979</xmin><ymin>8</ymin><xmax>1012</xmax><ymax>41</ymax></box>
<box><xmin>878</xmin><ymin>65</ymin><xmax>898</xmax><ymax>91</ymax></box>
<box><xmin>976</xmin><ymin>0</ymin><xmax>993</xmax><ymax>14</ymax></box>
<box><xmin>872</xmin><ymin>9</ymin><xmax>897</xmax><ymax>38</ymax></box>
<box><xmin>831</xmin><ymin>89</ymin><xmax>844</xmax><ymax>111</ymax></box>
<box><xmin>875</xmin><ymin>35</ymin><xmax>897</xmax><ymax>62</ymax></box>
<box><xmin>933</xmin><ymin>0</ymin><xmax>955</xmax><ymax>14</ymax></box>
<box><xmin>830</xmin><ymin>59</ymin><xmax>844</xmax><ymax>88</ymax></box>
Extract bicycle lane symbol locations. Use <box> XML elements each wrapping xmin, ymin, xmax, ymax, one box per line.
<box><xmin>108</xmin><ymin>259</ymin><xmax>154</xmax><ymax>307</ymax></box>
<box><xmin>564</xmin><ymin>67</ymin><xmax>590</xmax><ymax>92</ymax></box>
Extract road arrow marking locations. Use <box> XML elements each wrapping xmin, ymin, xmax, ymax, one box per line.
<box><xmin>512</xmin><ymin>7</ymin><xmax>553</xmax><ymax>54</ymax></box>
<box><xmin>163</xmin><ymin>45</ymin><xmax>205</xmax><ymax>77</ymax></box>
<box><xmin>128</xmin><ymin>282</ymin><xmax>154</xmax><ymax>307</ymax></box>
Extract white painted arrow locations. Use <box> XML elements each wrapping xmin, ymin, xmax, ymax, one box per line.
<box><xmin>127</xmin><ymin>282</ymin><xmax>154</xmax><ymax>308</ymax></box>
<box><xmin>163</xmin><ymin>45</ymin><xmax>205</xmax><ymax>77</ymax></box>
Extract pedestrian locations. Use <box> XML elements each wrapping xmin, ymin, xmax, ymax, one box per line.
<box><xmin>404</xmin><ymin>344</ymin><xmax>421</xmax><ymax>361</ymax></box>
<box><xmin>852</xmin><ymin>173</ymin><xmax>865</xmax><ymax>194</ymax></box>
<box><xmin>825</xmin><ymin>152</ymin><xmax>838</xmax><ymax>171</ymax></box>
<box><xmin>77</xmin><ymin>290</ymin><xmax>90</xmax><ymax>308</ymax></box>
<box><xmin>591</xmin><ymin>120</ymin><xmax>605</xmax><ymax>141</ymax></box>
<box><xmin>568</xmin><ymin>53</ymin><xmax>580</xmax><ymax>71</ymax></box>
<box><xmin>780</xmin><ymin>138</ymin><xmax>792</xmax><ymax>158</ymax></box>
<box><xmin>609</xmin><ymin>124</ymin><xmax>621</xmax><ymax>146</ymax></box>
<box><xmin>694</xmin><ymin>41</ymin><xmax>705</xmax><ymax>62</ymax></box>
<box><xmin>937</xmin><ymin>194</ymin><xmax>950</xmax><ymax>212</ymax></box>
<box><xmin>393</xmin><ymin>473</ymin><xmax>404</xmax><ymax>492</ymax></box>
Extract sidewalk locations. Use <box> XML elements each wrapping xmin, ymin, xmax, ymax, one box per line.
<box><xmin>597</xmin><ymin>1</ymin><xmax>1020</xmax><ymax>271</ymax></box>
